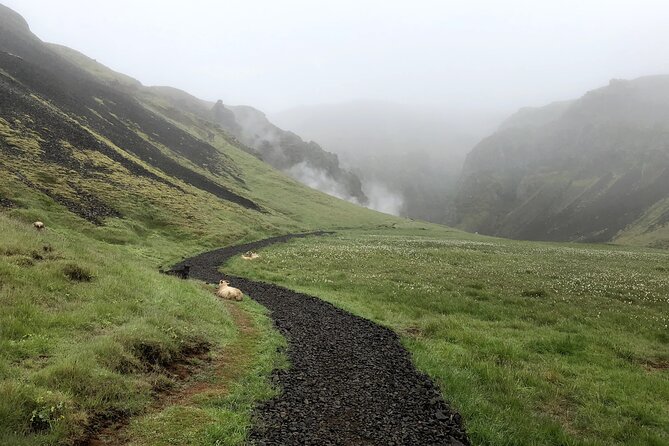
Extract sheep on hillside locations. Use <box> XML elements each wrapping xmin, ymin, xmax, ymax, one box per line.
<box><xmin>241</xmin><ymin>251</ymin><xmax>260</xmax><ymax>260</ymax></box>
<box><xmin>216</xmin><ymin>280</ymin><xmax>243</xmax><ymax>301</ymax></box>
<box><xmin>33</xmin><ymin>221</ymin><xmax>45</xmax><ymax>230</ymax></box>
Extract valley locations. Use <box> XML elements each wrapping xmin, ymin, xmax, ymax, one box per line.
<box><xmin>1</xmin><ymin>3</ymin><xmax>668</xmax><ymax>446</ymax></box>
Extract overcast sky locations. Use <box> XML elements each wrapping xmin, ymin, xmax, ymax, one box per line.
<box><xmin>5</xmin><ymin>0</ymin><xmax>669</xmax><ymax>112</ymax></box>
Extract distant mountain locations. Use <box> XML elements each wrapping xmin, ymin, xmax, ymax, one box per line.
<box><xmin>49</xmin><ymin>44</ymin><xmax>367</xmax><ymax>206</ymax></box>
<box><xmin>455</xmin><ymin>76</ymin><xmax>669</xmax><ymax>247</ymax></box>
<box><xmin>272</xmin><ymin>100</ymin><xmax>503</xmax><ymax>220</ymax></box>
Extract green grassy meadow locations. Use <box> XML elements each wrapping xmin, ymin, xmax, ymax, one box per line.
<box><xmin>0</xmin><ymin>208</ymin><xmax>274</xmax><ymax>445</ymax></box>
<box><xmin>0</xmin><ymin>161</ymin><xmax>315</xmax><ymax>446</ymax></box>
<box><xmin>226</xmin><ymin>226</ymin><xmax>669</xmax><ymax>446</ymax></box>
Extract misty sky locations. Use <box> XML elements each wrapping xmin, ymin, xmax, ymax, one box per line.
<box><xmin>5</xmin><ymin>0</ymin><xmax>669</xmax><ymax>112</ymax></box>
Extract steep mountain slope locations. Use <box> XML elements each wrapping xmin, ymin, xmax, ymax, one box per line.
<box><xmin>272</xmin><ymin>100</ymin><xmax>503</xmax><ymax>221</ymax></box>
<box><xmin>49</xmin><ymin>43</ymin><xmax>367</xmax><ymax>206</ymax></box>
<box><xmin>454</xmin><ymin>76</ymin><xmax>669</xmax><ymax>246</ymax></box>
<box><xmin>0</xmin><ymin>3</ymin><xmax>391</xmax><ymax>241</ymax></box>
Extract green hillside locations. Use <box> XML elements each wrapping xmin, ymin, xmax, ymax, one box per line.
<box><xmin>0</xmin><ymin>4</ymin><xmax>395</xmax><ymax>249</ymax></box>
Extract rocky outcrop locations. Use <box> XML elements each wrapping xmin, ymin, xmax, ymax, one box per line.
<box><xmin>220</xmin><ymin>104</ymin><xmax>368</xmax><ymax>204</ymax></box>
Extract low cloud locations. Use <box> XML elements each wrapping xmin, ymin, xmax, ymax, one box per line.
<box><xmin>363</xmin><ymin>181</ymin><xmax>404</xmax><ymax>216</ymax></box>
<box><xmin>288</xmin><ymin>162</ymin><xmax>404</xmax><ymax>216</ymax></box>
<box><xmin>287</xmin><ymin>162</ymin><xmax>359</xmax><ymax>203</ymax></box>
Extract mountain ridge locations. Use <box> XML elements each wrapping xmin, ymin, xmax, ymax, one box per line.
<box><xmin>48</xmin><ymin>42</ymin><xmax>368</xmax><ymax>205</ymax></box>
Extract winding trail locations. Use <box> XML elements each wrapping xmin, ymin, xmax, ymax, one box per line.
<box><xmin>173</xmin><ymin>232</ymin><xmax>469</xmax><ymax>446</ymax></box>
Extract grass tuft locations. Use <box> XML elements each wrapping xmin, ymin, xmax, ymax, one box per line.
<box><xmin>62</xmin><ymin>263</ymin><xmax>93</xmax><ymax>282</ymax></box>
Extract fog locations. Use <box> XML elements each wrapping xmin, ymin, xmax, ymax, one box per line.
<box><xmin>6</xmin><ymin>0</ymin><xmax>669</xmax><ymax>113</ymax></box>
<box><xmin>272</xmin><ymin>100</ymin><xmax>505</xmax><ymax>219</ymax></box>
<box><xmin>6</xmin><ymin>0</ymin><xmax>669</xmax><ymax>219</ymax></box>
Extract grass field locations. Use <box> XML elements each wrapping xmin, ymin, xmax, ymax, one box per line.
<box><xmin>0</xmin><ymin>212</ymin><xmax>254</xmax><ymax>445</ymax></box>
<box><xmin>226</xmin><ymin>226</ymin><xmax>669</xmax><ymax>446</ymax></box>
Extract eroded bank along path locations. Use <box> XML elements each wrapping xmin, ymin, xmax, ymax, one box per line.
<box><xmin>172</xmin><ymin>232</ymin><xmax>469</xmax><ymax>446</ymax></box>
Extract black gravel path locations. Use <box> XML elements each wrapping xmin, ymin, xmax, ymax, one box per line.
<box><xmin>172</xmin><ymin>232</ymin><xmax>469</xmax><ymax>446</ymax></box>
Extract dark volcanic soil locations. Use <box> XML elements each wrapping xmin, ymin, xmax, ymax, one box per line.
<box><xmin>174</xmin><ymin>233</ymin><xmax>469</xmax><ymax>446</ymax></box>
<box><xmin>0</xmin><ymin>24</ymin><xmax>262</xmax><ymax>213</ymax></box>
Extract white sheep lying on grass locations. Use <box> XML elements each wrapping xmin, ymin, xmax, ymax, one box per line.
<box><xmin>241</xmin><ymin>251</ymin><xmax>260</xmax><ymax>260</ymax></box>
<box><xmin>216</xmin><ymin>280</ymin><xmax>243</xmax><ymax>301</ymax></box>
<box><xmin>33</xmin><ymin>221</ymin><xmax>45</xmax><ymax>230</ymax></box>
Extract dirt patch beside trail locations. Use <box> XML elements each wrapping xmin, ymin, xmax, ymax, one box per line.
<box><xmin>176</xmin><ymin>232</ymin><xmax>470</xmax><ymax>446</ymax></box>
<box><xmin>86</xmin><ymin>300</ymin><xmax>259</xmax><ymax>446</ymax></box>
